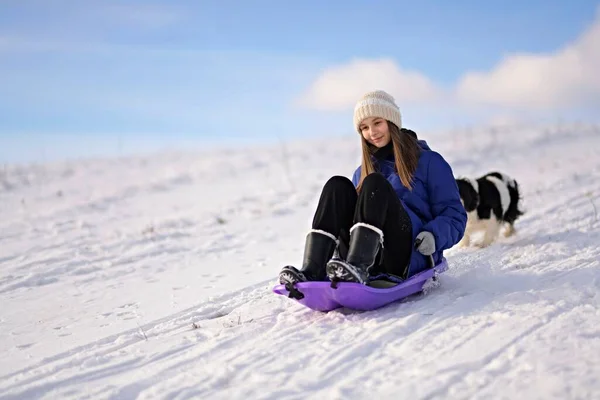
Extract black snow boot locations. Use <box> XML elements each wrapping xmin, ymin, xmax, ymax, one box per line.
<box><xmin>326</xmin><ymin>223</ymin><xmax>383</xmax><ymax>285</ymax></box>
<box><xmin>279</xmin><ymin>229</ymin><xmax>338</xmax><ymax>286</ymax></box>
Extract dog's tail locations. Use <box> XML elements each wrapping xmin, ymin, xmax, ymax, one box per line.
<box><xmin>504</xmin><ymin>179</ymin><xmax>524</xmax><ymax>224</ymax></box>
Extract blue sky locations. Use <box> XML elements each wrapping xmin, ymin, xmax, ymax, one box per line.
<box><xmin>1</xmin><ymin>0</ymin><xmax>599</xmax><ymax>163</ymax></box>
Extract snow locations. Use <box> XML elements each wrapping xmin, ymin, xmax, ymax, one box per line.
<box><xmin>1</xmin><ymin>123</ymin><xmax>600</xmax><ymax>399</ymax></box>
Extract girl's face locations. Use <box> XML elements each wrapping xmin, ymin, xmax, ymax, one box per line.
<box><xmin>359</xmin><ymin>117</ymin><xmax>391</xmax><ymax>148</ymax></box>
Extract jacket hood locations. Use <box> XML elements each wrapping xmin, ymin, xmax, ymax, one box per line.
<box><xmin>418</xmin><ymin>140</ymin><xmax>431</xmax><ymax>151</ymax></box>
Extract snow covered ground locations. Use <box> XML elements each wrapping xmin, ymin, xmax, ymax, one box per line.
<box><xmin>1</xmin><ymin>123</ymin><xmax>600</xmax><ymax>399</ymax></box>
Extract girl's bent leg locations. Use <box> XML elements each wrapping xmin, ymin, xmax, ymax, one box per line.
<box><xmin>327</xmin><ymin>173</ymin><xmax>413</xmax><ymax>284</ymax></box>
<box><xmin>354</xmin><ymin>173</ymin><xmax>413</xmax><ymax>278</ymax></box>
<box><xmin>312</xmin><ymin>175</ymin><xmax>357</xmax><ymax>239</ymax></box>
<box><xmin>279</xmin><ymin>176</ymin><xmax>357</xmax><ymax>285</ymax></box>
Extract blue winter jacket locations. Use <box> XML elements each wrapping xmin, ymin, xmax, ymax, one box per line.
<box><xmin>352</xmin><ymin>140</ymin><xmax>467</xmax><ymax>277</ymax></box>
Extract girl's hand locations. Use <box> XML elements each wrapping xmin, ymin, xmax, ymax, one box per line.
<box><xmin>415</xmin><ymin>231</ymin><xmax>436</xmax><ymax>255</ymax></box>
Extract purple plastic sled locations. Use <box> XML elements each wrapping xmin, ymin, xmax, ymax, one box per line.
<box><xmin>273</xmin><ymin>258</ymin><xmax>448</xmax><ymax>312</ymax></box>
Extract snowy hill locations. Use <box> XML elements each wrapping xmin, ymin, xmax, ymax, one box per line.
<box><xmin>1</xmin><ymin>124</ymin><xmax>600</xmax><ymax>399</ymax></box>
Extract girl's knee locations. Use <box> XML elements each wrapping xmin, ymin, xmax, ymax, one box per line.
<box><xmin>323</xmin><ymin>175</ymin><xmax>355</xmax><ymax>192</ymax></box>
<box><xmin>361</xmin><ymin>173</ymin><xmax>390</xmax><ymax>190</ymax></box>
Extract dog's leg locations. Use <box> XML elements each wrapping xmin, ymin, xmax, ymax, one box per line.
<box><xmin>458</xmin><ymin>221</ymin><xmax>476</xmax><ymax>248</ymax></box>
<box><xmin>478</xmin><ymin>216</ymin><xmax>501</xmax><ymax>248</ymax></box>
<box><xmin>458</xmin><ymin>211</ymin><xmax>479</xmax><ymax>248</ymax></box>
<box><xmin>458</xmin><ymin>232</ymin><xmax>471</xmax><ymax>248</ymax></box>
<box><xmin>504</xmin><ymin>222</ymin><xmax>516</xmax><ymax>237</ymax></box>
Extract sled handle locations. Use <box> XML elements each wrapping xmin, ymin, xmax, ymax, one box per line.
<box><xmin>414</xmin><ymin>237</ymin><xmax>436</xmax><ymax>269</ymax></box>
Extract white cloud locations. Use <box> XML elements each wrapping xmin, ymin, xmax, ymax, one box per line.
<box><xmin>455</xmin><ymin>10</ymin><xmax>600</xmax><ymax>110</ymax></box>
<box><xmin>298</xmin><ymin>9</ymin><xmax>600</xmax><ymax>113</ymax></box>
<box><xmin>295</xmin><ymin>58</ymin><xmax>444</xmax><ymax>111</ymax></box>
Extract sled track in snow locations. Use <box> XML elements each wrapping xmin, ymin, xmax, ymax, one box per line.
<box><xmin>0</xmin><ymin>276</ymin><xmax>462</xmax><ymax>399</ymax></box>
<box><xmin>2</xmin><ymin>251</ymin><xmax>599</xmax><ymax>400</ymax></box>
<box><xmin>2</xmin><ymin>125</ymin><xmax>600</xmax><ymax>399</ymax></box>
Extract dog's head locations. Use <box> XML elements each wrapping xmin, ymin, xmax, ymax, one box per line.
<box><xmin>455</xmin><ymin>177</ymin><xmax>479</xmax><ymax>212</ymax></box>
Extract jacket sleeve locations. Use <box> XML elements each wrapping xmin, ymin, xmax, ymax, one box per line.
<box><xmin>351</xmin><ymin>167</ymin><xmax>361</xmax><ymax>188</ymax></box>
<box><xmin>421</xmin><ymin>152</ymin><xmax>467</xmax><ymax>251</ymax></box>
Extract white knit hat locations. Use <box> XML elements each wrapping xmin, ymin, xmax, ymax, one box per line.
<box><xmin>353</xmin><ymin>90</ymin><xmax>402</xmax><ymax>134</ymax></box>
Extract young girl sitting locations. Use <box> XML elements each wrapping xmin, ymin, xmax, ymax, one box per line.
<box><xmin>279</xmin><ymin>90</ymin><xmax>467</xmax><ymax>286</ymax></box>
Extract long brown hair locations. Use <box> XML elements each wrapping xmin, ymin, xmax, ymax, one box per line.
<box><xmin>357</xmin><ymin>122</ymin><xmax>421</xmax><ymax>192</ymax></box>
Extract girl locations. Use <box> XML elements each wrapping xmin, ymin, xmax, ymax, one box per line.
<box><xmin>279</xmin><ymin>90</ymin><xmax>467</xmax><ymax>286</ymax></box>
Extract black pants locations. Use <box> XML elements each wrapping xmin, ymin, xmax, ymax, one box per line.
<box><xmin>312</xmin><ymin>173</ymin><xmax>413</xmax><ymax>278</ymax></box>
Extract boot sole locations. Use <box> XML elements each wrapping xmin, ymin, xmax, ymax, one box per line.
<box><xmin>326</xmin><ymin>260</ymin><xmax>368</xmax><ymax>285</ymax></box>
<box><xmin>278</xmin><ymin>268</ymin><xmax>307</xmax><ymax>286</ymax></box>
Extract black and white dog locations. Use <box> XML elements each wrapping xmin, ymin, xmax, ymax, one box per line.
<box><xmin>455</xmin><ymin>172</ymin><xmax>524</xmax><ymax>248</ymax></box>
